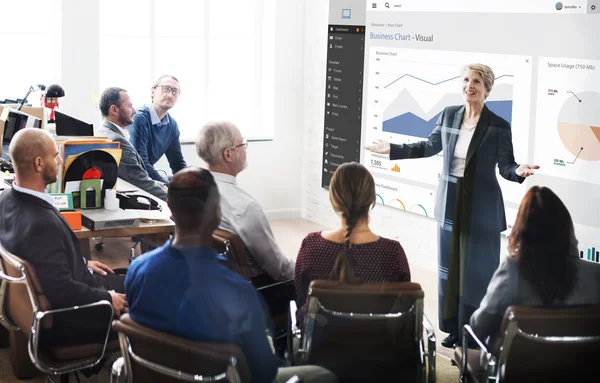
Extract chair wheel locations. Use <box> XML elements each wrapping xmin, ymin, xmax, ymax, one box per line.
<box><xmin>95</xmin><ymin>243</ymin><xmax>104</xmax><ymax>251</ymax></box>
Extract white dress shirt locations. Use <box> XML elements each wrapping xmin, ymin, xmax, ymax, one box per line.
<box><xmin>211</xmin><ymin>171</ymin><xmax>295</xmax><ymax>281</ymax></box>
<box><xmin>107</xmin><ymin>120</ymin><xmax>130</xmax><ymax>141</ymax></box>
<box><xmin>450</xmin><ymin>122</ymin><xmax>476</xmax><ymax>177</ymax></box>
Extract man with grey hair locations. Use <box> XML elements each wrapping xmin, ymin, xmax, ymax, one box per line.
<box><xmin>196</xmin><ymin>121</ymin><xmax>295</xmax><ymax>281</ymax></box>
<box><xmin>97</xmin><ymin>87</ymin><xmax>167</xmax><ymax>201</ymax></box>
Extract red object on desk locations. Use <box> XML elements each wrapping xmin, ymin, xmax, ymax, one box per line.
<box><xmin>60</xmin><ymin>211</ymin><xmax>82</xmax><ymax>230</ymax></box>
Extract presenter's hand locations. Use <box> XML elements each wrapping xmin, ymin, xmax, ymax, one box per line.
<box><xmin>364</xmin><ymin>139</ymin><xmax>391</xmax><ymax>154</ymax></box>
<box><xmin>88</xmin><ymin>260</ymin><xmax>115</xmax><ymax>276</ymax></box>
<box><xmin>516</xmin><ymin>164</ymin><xmax>540</xmax><ymax>178</ymax></box>
<box><xmin>109</xmin><ymin>291</ymin><xmax>128</xmax><ymax>318</ymax></box>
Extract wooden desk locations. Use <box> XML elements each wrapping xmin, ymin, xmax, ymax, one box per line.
<box><xmin>0</xmin><ymin>175</ymin><xmax>174</xmax><ymax>259</ymax></box>
<box><xmin>75</xmin><ymin>178</ymin><xmax>174</xmax><ymax>258</ymax></box>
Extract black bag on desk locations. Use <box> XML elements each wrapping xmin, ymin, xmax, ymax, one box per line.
<box><xmin>116</xmin><ymin>192</ymin><xmax>162</xmax><ymax>211</ymax></box>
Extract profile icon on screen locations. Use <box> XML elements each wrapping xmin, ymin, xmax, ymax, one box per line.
<box><xmin>555</xmin><ymin>2</ymin><xmax>563</xmax><ymax>10</ymax></box>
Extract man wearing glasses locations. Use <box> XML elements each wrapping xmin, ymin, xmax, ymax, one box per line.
<box><xmin>128</xmin><ymin>75</ymin><xmax>187</xmax><ymax>184</ymax></box>
<box><xmin>196</xmin><ymin>121</ymin><xmax>295</xmax><ymax>282</ymax></box>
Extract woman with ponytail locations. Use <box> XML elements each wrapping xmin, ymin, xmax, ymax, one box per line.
<box><xmin>470</xmin><ymin>186</ymin><xmax>600</xmax><ymax>346</ymax></box>
<box><xmin>294</xmin><ymin>162</ymin><xmax>411</xmax><ymax>326</ymax></box>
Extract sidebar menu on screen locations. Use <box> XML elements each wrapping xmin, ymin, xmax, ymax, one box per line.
<box><xmin>321</xmin><ymin>24</ymin><xmax>366</xmax><ymax>188</ymax></box>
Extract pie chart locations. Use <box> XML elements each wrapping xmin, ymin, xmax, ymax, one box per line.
<box><xmin>557</xmin><ymin>91</ymin><xmax>600</xmax><ymax>161</ymax></box>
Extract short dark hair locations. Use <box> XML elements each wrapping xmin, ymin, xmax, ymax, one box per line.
<box><xmin>99</xmin><ymin>87</ymin><xmax>126</xmax><ymax>117</ymax></box>
<box><xmin>168</xmin><ymin>168</ymin><xmax>219</xmax><ymax>231</ymax></box>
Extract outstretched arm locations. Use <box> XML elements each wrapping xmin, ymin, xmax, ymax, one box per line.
<box><xmin>365</xmin><ymin>109</ymin><xmax>445</xmax><ymax>160</ymax></box>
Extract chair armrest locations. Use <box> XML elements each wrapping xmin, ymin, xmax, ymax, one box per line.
<box><xmin>460</xmin><ymin>324</ymin><xmax>495</xmax><ymax>383</ymax></box>
<box><xmin>289</xmin><ymin>300</ymin><xmax>300</xmax><ymax>337</ymax></box>
<box><xmin>287</xmin><ymin>300</ymin><xmax>302</xmax><ymax>365</ymax></box>
<box><xmin>111</xmin><ymin>356</ymin><xmax>125</xmax><ymax>381</ymax></box>
<box><xmin>256</xmin><ymin>278</ymin><xmax>294</xmax><ymax>291</ymax></box>
<box><xmin>423</xmin><ymin>314</ymin><xmax>436</xmax><ymax>383</ymax></box>
<box><xmin>30</xmin><ymin>300</ymin><xmax>114</xmax><ymax>375</ymax></box>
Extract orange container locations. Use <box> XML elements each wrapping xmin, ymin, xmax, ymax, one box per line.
<box><xmin>60</xmin><ymin>210</ymin><xmax>82</xmax><ymax>231</ymax></box>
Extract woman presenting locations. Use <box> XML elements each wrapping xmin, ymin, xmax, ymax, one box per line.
<box><xmin>365</xmin><ymin>63</ymin><xmax>539</xmax><ymax>348</ymax></box>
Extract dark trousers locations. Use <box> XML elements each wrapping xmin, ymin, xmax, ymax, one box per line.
<box><xmin>41</xmin><ymin>273</ymin><xmax>126</xmax><ymax>349</ymax></box>
<box><xmin>438</xmin><ymin>178</ymin><xmax>478</xmax><ymax>336</ymax></box>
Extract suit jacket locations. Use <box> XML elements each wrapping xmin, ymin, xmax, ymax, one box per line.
<box><xmin>0</xmin><ymin>188</ymin><xmax>111</xmax><ymax>308</ymax></box>
<box><xmin>390</xmin><ymin>104</ymin><xmax>524</xmax><ymax>233</ymax></box>
<box><xmin>470</xmin><ymin>255</ymin><xmax>600</xmax><ymax>346</ymax></box>
<box><xmin>96</xmin><ymin>120</ymin><xmax>167</xmax><ymax>201</ymax></box>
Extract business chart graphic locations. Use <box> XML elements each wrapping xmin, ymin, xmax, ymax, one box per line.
<box><xmin>373</xmin><ymin>177</ymin><xmax>435</xmax><ymax>218</ymax></box>
<box><xmin>364</xmin><ymin>48</ymin><xmax>532</xmax><ymax>204</ymax></box>
<box><xmin>534</xmin><ymin>57</ymin><xmax>600</xmax><ymax>186</ymax></box>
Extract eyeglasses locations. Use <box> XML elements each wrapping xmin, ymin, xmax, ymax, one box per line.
<box><xmin>158</xmin><ymin>85</ymin><xmax>180</xmax><ymax>96</ymax></box>
<box><xmin>227</xmin><ymin>138</ymin><xmax>248</xmax><ymax>150</ymax></box>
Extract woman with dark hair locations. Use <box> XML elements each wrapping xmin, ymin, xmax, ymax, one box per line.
<box><xmin>470</xmin><ymin>186</ymin><xmax>600</xmax><ymax>346</ymax></box>
<box><xmin>294</xmin><ymin>162</ymin><xmax>411</xmax><ymax>325</ymax></box>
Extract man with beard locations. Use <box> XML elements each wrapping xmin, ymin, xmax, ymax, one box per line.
<box><xmin>196</xmin><ymin>121</ymin><xmax>294</xmax><ymax>281</ymax></box>
<box><xmin>0</xmin><ymin>128</ymin><xmax>127</xmax><ymax>348</ymax></box>
<box><xmin>128</xmin><ymin>75</ymin><xmax>187</xmax><ymax>184</ymax></box>
<box><xmin>98</xmin><ymin>87</ymin><xmax>167</xmax><ymax>200</ymax></box>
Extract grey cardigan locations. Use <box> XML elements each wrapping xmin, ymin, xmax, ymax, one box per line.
<box><xmin>470</xmin><ymin>255</ymin><xmax>600</xmax><ymax>346</ymax></box>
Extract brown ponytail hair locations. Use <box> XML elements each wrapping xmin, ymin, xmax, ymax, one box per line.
<box><xmin>328</xmin><ymin>162</ymin><xmax>376</xmax><ymax>284</ymax></box>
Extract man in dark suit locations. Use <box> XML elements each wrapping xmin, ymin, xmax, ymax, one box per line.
<box><xmin>97</xmin><ymin>87</ymin><xmax>167</xmax><ymax>201</ymax></box>
<box><xmin>0</xmin><ymin>128</ymin><xmax>126</xmax><ymax>348</ymax></box>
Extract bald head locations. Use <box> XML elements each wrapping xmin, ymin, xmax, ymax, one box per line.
<box><xmin>9</xmin><ymin>128</ymin><xmax>60</xmax><ymax>183</ymax></box>
<box><xmin>167</xmin><ymin>167</ymin><xmax>221</xmax><ymax>232</ymax></box>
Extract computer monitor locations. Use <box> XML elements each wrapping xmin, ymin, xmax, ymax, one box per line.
<box><xmin>2</xmin><ymin>108</ymin><xmax>42</xmax><ymax>146</ymax></box>
<box><xmin>55</xmin><ymin>109</ymin><xmax>94</xmax><ymax>136</ymax></box>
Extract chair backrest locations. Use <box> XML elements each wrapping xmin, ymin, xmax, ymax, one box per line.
<box><xmin>0</xmin><ymin>243</ymin><xmax>52</xmax><ymax>335</ymax></box>
<box><xmin>495</xmin><ymin>305</ymin><xmax>600</xmax><ymax>382</ymax></box>
<box><xmin>212</xmin><ymin>228</ymin><xmax>253</xmax><ymax>279</ymax></box>
<box><xmin>302</xmin><ymin>280</ymin><xmax>425</xmax><ymax>381</ymax></box>
<box><xmin>113</xmin><ymin>314</ymin><xmax>252</xmax><ymax>383</ymax></box>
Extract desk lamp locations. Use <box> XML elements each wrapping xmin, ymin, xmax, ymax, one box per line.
<box><xmin>17</xmin><ymin>84</ymin><xmax>46</xmax><ymax>111</ymax></box>
<box><xmin>42</xmin><ymin>84</ymin><xmax>65</xmax><ymax>122</ymax></box>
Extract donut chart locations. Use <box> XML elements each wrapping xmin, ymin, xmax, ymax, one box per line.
<box><xmin>557</xmin><ymin>91</ymin><xmax>600</xmax><ymax>161</ymax></box>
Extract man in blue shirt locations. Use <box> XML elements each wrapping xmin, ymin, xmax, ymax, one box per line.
<box><xmin>128</xmin><ymin>75</ymin><xmax>187</xmax><ymax>184</ymax></box>
<box><xmin>125</xmin><ymin>167</ymin><xmax>336</xmax><ymax>383</ymax></box>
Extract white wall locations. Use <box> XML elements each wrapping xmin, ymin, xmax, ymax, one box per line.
<box><xmin>155</xmin><ymin>1</ymin><xmax>306</xmax><ymax>219</ymax></box>
<box><xmin>55</xmin><ymin>1</ymin><xmax>305</xmax><ymax>218</ymax></box>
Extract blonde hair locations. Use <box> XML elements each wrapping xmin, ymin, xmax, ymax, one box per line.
<box><xmin>462</xmin><ymin>63</ymin><xmax>495</xmax><ymax>95</ymax></box>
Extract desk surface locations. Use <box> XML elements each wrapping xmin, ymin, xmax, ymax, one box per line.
<box><xmin>0</xmin><ymin>174</ymin><xmax>174</xmax><ymax>239</ymax></box>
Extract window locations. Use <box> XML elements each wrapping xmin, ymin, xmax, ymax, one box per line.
<box><xmin>0</xmin><ymin>1</ymin><xmax>61</xmax><ymax>105</ymax></box>
<box><xmin>99</xmin><ymin>0</ymin><xmax>275</xmax><ymax>141</ymax></box>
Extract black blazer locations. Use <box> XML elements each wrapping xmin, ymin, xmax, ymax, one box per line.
<box><xmin>0</xmin><ymin>188</ymin><xmax>111</xmax><ymax>308</ymax></box>
<box><xmin>390</xmin><ymin>104</ymin><xmax>524</xmax><ymax>233</ymax></box>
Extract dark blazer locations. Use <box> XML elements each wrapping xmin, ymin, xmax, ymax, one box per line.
<box><xmin>96</xmin><ymin>119</ymin><xmax>167</xmax><ymax>201</ymax></box>
<box><xmin>0</xmin><ymin>188</ymin><xmax>111</xmax><ymax>308</ymax></box>
<box><xmin>390</xmin><ymin>104</ymin><xmax>524</xmax><ymax>233</ymax></box>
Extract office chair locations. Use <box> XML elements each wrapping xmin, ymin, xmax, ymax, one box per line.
<box><xmin>452</xmin><ymin>304</ymin><xmax>600</xmax><ymax>383</ymax></box>
<box><xmin>0</xmin><ymin>242</ymin><xmax>118</xmax><ymax>382</ymax></box>
<box><xmin>289</xmin><ymin>280</ymin><xmax>436</xmax><ymax>383</ymax></box>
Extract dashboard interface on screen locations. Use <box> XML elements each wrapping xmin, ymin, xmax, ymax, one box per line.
<box><xmin>322</xmin><ymin>0</ymin><xmax>600</xmax><ymax>263</ymax></box>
